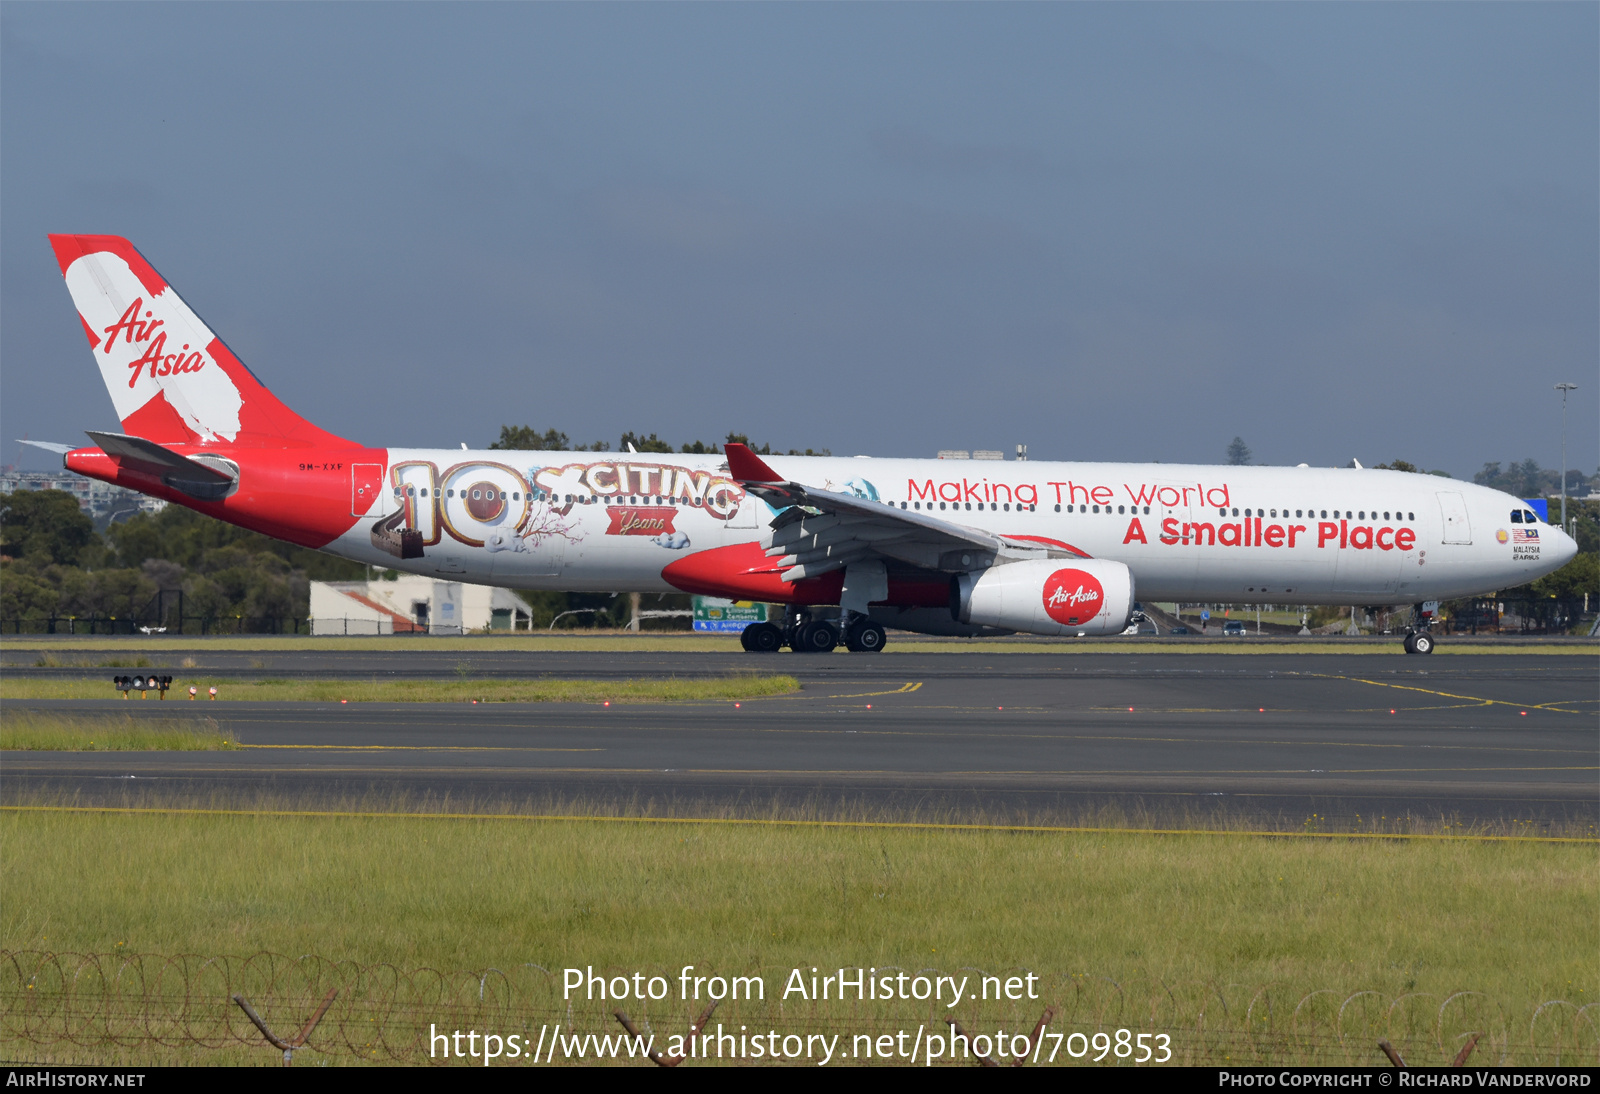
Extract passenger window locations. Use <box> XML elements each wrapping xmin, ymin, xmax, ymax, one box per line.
<box><xmin>406</xmin><ymin>486</ymin><xmax>415</xmax><ymax>496</ymax></box>
<box><xmin>1231</xmin><ymin>508</ymin><xmax>1239</xmax><ymax>517</ymax></box>
<box><xmin>1054</xmin><ymin>504</ymin><xmax>1061</xmax><ymax>512</ymax></box>
<box><xmin>940</xmin><ymin>502</ymin><xmax>947</xmax><ymax>510</ymax></box>
<box><xmin>1093</xmin><ymin>505</ymin><xmax>1100</xmax><ymax>513</ymax></box>
<box><xmin>1005</xmin><ymin>503</ymin><xmax>1012</xmax><ymax>511</ymax></box>
<box><xmin>1116</xmin><ymin>505</ymin><xmax>1124</xmax><ymax>514</ymax></box>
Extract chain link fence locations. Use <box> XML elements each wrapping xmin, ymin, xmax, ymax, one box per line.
<box><xmin>2</xmin><ymin>951</ymin><xmax>1594</xmax><ymax>1066</ymax></box>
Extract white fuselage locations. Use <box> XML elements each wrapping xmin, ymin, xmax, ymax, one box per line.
<box><xmin>326</xmin><ymin>451</ymin><xmax>1577</xmax><ymax>606</ymax></box>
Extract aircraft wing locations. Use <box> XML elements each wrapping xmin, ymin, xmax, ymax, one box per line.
<box><xmin>724</xmin><ymin>443</ymin><xmax>1082</xmax><ymax>582</ymax></box>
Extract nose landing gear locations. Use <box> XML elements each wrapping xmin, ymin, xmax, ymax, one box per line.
<box><xmin>1403</xmin><ymin>601</ymin><xmax>1438</xmax><ymax>654</ymax></box>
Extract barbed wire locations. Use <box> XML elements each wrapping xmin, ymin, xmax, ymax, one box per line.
<box><xmin>2</xmin><ymin>951</ymin><xmax>1594</xmax><ymax>1066</ymax></box>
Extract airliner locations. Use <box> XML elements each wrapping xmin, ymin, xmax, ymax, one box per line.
<box><xmin>32</xmin><ymin>235</ymin><xmax>1579</xmax><ymax>655</ymax></box>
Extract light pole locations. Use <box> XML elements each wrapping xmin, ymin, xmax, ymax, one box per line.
<box><xmin>1555</xmin><ymin>383</ymin><xmax>1577</xmax><ymax>530</ymax></box>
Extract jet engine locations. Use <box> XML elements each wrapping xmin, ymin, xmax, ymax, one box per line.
<box><xmin>951</xmin><ymin>558</ymin><xmax>1135</xmax><ymax>637</ymax></box>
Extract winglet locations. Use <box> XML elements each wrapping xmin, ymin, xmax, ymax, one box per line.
<box><xmin>723</xmin><ymin>442</ymin><xmax>783</xmax><ymax>483</ymax></box>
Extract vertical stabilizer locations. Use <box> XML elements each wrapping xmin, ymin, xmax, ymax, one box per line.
<box><xmin>49</xmin><ymin>235</ymin><xmax>351</xmax><ymax>449</ymax></box>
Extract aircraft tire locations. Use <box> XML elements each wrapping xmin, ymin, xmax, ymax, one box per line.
<box><xmin>845</xmin><ymin>621</ymin><xmax>887</xmax><ymax>653</ymax></box>
<box><xmin>1412</xmin><ymin>632</ymin><xmax>1434</xmax><ymax>655</ymax></box>
<box><xmin>740</xmin><ymin>624</ymin><xmax>757</xmax><ymax>651</ymax></box>
<box><xmin>794</xmin><ymin>621</ymin><xmax>838</xmax><ymax>653</ymax></box>
<box><xmin>746</xmin><ymin>622</ymin><xmax>783</xmax><ymax>653</ymax></box>
<box><xmin>1403</xmin><ymin>633</ymin><xmax>1417</xmax><ymax>654</ymax></box>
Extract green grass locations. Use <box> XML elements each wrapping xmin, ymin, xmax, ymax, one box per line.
<box><xmin>0</xmin><ymin>674</ymin><xmax>799</xmax><ymax>703</ymax></box>
<box><xmin>1</xmin><ymin>807</ymin><xmax>1594</xmax><ymax>1065</ymax></box>
<box><xmin>0</xmin><ymin>713</ymin><xmax>237</xmax><ymax>751</ymax></box>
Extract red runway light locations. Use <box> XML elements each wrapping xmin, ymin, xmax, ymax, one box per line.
<box><xmin>340</xmin><ymin>699</ymin><xmax>347</xmax><ymax>704</ymax></box>
<box><xmin>1259</xmin><ymin>708</ymin><xmax>1264</xmax><ymax>712</ymax></box>
<box><xmin>866</xmin><ymin>704</ymin><xmax>871</xmax><ymax>709</ymax></box>
<box><xmin>604</xmin><ymin>701</ymin><xmax>610</xmax><ymax>707</ymax></box>
<box><xmin>1128</xmin><ymin>707</ymin><xmax>1134</xmax><ymax>712</ymax></box>
<box><xmin>1520</xmin><ymin>711</ymin><xmax>1527</xmax><ymax>716</ymax></box>
<box><xmin>735</xmin><ymin>702</ymin><xmax>741</xmax><ymax>708</ymax></box>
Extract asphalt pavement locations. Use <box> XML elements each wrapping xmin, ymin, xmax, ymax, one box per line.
<box><xmin>3</xmin><ymin>650</ymin><xmax>1593</xmax><ymax>828</ymax></box>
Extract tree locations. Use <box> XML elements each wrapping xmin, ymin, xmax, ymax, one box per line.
<box><xmin>1226</xmin><ymin>437</ymin><xmax>1251</xmax><ymax>466</ymax></box>
<box><xmin>489</xmin><ymin>425</ymin><xmax>570</xmax><ymax>451</ymax></box>
<box><xmin>1374</xmin><ymin>460</ymin><xmax>1452</xmax><ymax>477</ymax></box>
<box><xmin>0</xmin><ymin>489</ymin><xmax>97</xmax><ymax>565</ymax></box>
<box><xmin>619</xmin><ymin>431</ymin><xmax>676</xmax><ymax>454</ymax></box>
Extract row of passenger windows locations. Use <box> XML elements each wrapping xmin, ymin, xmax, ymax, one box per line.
<box><xmin>902</xmin><ymin>501</ymin><xmax>1035</xmax><ymax>512</ymax></box>
<box><xmin>394</xmin><ymin>488</ymin><xmax>699</xmax><ymax>506</ymax></box>
<box><xmin>1038</xmin><ymin>504</ymin><xmax>1417</xmax><ymax>521</ymax></box>
<box><xmin>396</xmin><ymin>486</ymin><xmax>531</xmax><ymax>501</ymax></box>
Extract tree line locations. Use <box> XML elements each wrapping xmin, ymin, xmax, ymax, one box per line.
<box><xmin>489</xmin><ymin>425</ymin><xmax>830</xmax><ymax>458</ymax></box>
<box><xmin>3</xmin><ymin>433</ymin><xmax>1594</xmax><ymax>632</ymax></box>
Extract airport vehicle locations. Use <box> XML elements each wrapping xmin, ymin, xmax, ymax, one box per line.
<box><xmin>1222</xmin><ymin>621</ymin><xmax>1247</xmax><ymax>637</ymax></box>
<box><xmin>34</xmin><ymin>235</ymin><xmax>1579</xmax><ymax>654</ymax></box>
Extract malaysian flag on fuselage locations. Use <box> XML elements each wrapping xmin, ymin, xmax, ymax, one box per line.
<box><xmin>1513</xmin><ymin>527</ymin><xmax>1540</xmax><ymax>544</ymax></box>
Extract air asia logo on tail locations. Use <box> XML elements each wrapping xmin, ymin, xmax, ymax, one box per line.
<box><xmin>1041</xmin><ymin>568</ymin><xmax>1103</xmax><ymax>626</ymax></box>
<box><xmin>58</xmin><ymin>244</ymin><xmax>243</xmax><ymax>442</ymax></box>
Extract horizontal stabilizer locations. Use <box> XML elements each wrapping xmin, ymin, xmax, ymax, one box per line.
<box><xmin>17</xmin><ymin>439</ymin><xmax>74</xmax><ymax>455</ymax></box>
<box><xmin>85</xmin><ymin>430</ymin><xmax>237</xmax><ymax>500</ymax></box>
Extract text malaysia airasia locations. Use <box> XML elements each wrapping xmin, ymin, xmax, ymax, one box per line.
<box><xmin>40</xmin><ymin>236</ymin><xmax>1578</xmax><ymax>654</ymax></box>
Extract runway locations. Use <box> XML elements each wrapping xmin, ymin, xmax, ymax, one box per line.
<box><xmin>4</xmin><ymin>651</ymin><xmax>1594</xmax><ymax>827</ymax></box>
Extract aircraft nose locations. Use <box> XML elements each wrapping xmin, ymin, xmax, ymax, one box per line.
<box><xmin>1552</xmin><ymin>525</ymin><xmax>1580</xmax><ymax>566</ymax></box>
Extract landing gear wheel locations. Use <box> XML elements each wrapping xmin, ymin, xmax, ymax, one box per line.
<box><xmin>794</xmin><ymin>621</ymin><xmax>839</xmax><ymax>652</ymax></box>
<box><xmin>1411</xmin><ymin>632</ymin><xmax>1434</xmax><ymax>655</ymax></box>
<box><xmin>1403</xmin><ymin>633</ymin><xmax>1417</xmax><ymax>654</ymax></box>
<box><xmin>743</xmin><ymin>622</ymin><xmax>783</xmax><ymax>653</ymax></box>
<box><xmin>845</xmin><ymin>620</ymin><xmax>887</xmax><ymax>653</ymax></box>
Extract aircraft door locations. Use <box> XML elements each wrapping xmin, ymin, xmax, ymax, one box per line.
<box><xmin>351</xmin><ymin>464</ymin><xmax>384</xmax><ymax>517</ymax></box>
<box><xmin>1436</xmin><ymin>492</ymin><xmax>1472</xmax><ymax>544</ymax></box>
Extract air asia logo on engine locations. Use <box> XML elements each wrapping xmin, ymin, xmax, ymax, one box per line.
<box><xmin>1041</xmin><ymin>568</ymin><xmax>1103</xmax><ymax>626</ymax></box>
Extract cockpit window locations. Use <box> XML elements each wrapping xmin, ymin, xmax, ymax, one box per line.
<box><xmin>1524</xmin><ymin>509</ymin><xmax>1540</xmax><ymax>524</ymax></box>
<box><xmin>1510</xmin><ymin>510</ymin><xmax>1523</xmax><ymax>523</ymax></box>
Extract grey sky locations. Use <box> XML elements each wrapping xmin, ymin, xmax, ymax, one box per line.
<box><xmin>3</xmin><ymin>3</ymin><xmax>1595</xmax><ymax>477</ymax></box>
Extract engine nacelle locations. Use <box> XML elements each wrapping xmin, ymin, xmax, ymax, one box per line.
<box><xmin>951</xmin><ymin>558</ymin><xmax>1135</xmax><ymax>637</ymax></box>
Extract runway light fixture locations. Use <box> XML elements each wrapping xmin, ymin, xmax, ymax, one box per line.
<box><xmin>208</xmin><ymin>687</ymin><xmax>217</xmax><ymax>700</ymax></box>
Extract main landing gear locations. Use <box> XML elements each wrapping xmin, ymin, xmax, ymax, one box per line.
<box><xmin>740</xmin><ymin>607</ymin><xmax>887</xmax><ymax>654</ymax></box>
<box><xmin>1402</xmin><ymin>601</ymin><xmax>1438</xmax><ymax>655</ymax></box>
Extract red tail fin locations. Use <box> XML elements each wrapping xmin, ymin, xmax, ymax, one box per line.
<box><xmin>50</xmin><ymin>234</ymin><xmax>352</xmax><ymax>449</ymax></box>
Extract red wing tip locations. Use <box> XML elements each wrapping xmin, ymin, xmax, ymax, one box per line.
<box><xmin>723</xmin><ymin>442</ymin><xmax>782</xmax><ymax>483</ymax></box>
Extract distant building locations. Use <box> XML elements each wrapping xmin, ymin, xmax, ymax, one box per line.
<box><xmin>309</xmin><ymin>576</ymin><xmax>535</xmax><ymax>636</ymax></box>
<box><xmin>0</xmin><ymin>469</ymin><xmax>166</xmax><ymax>521</ymax></box>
